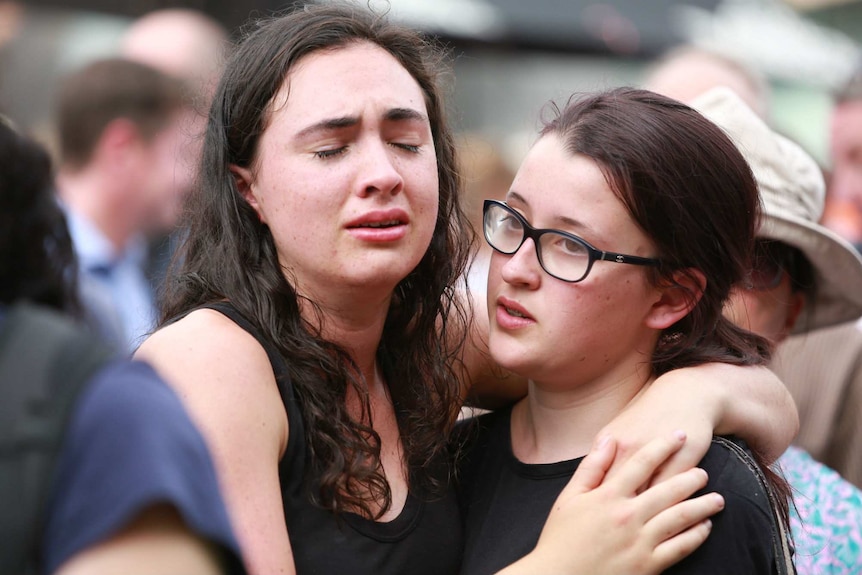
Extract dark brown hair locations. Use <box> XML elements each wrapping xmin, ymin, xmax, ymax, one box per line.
<box><xmin>160</xmin><ymin>2</ymin><xmax>471</xmax><ymax>518</ymax></box>
<box><xmin>0</xmin><ymin>119</ymin><xmax>79</xmax><ymax>314</ymax></box>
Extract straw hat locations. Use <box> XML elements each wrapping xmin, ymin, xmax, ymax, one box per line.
<box><xmin>691</xmin><ymin>86</ymin><xmax>862</xmax><ymax>333</ymax></box>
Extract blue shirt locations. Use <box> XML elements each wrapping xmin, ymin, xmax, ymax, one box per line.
<box><xmin>42</xmin><ymin>359</ymin><xmax>245</xmax><ymax>573</ymax></box>
<box><xmin>64</xmin><ymin>207</ymin><xmax>156</xmax><ymax>354</ymax></box>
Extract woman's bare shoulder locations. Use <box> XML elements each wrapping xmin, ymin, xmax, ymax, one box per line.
<box><xmin>137</xmin><ymin>309</ymin><xmax>270</xmax><ymax>376</ymax></box>
<box><xmin>135</xmin><ymin>308</ymin><xmax>288</xmax><ymax>454</ymax></box>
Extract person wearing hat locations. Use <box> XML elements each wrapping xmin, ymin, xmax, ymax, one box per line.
<box><xmin>693</xmin><ymin>86</ymin><xmax>862</xmax><ymax>575</ymax></box>
<box><xmin>770</xmin><ymin>64</ymin><xmax>862</xmax><ymax>491</ymax></box>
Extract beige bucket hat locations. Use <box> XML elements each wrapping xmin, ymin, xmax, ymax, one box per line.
<box><xmin>692</xmin><ymin>86</ymin><xmax>862</xmax><ymax>333</ymax></box>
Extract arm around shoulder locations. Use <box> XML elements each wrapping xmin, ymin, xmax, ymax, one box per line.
<box><xmin>53</xmin><ymin>504</ymin><xmax>234</xmax><ymax>575</ymax></box>
<box><xmin>600</xmin><ymin>363</ymin><xmax>798</xmax><ymax>483</ymax></box>
<box><xmin>135</xmin><ymin>310</ymin><xmax>294</xmax><ymax>575</ymax></box>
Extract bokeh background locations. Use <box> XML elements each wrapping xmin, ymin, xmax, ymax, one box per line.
<box><xmin>1</xmin><ymin>0</ymin><xmax>859</xmax><ymax>170</ymax></box>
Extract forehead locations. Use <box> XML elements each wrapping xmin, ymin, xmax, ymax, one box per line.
<box><xmin>511</xmin><ymin>134</ymin><xmax>647</xmax><ymax>242</ymax></box>
<box><xmin>512</xmin><ymin>135</ymin><xmax>610</xmax><ymax>206</ymax></box>
<box><xmin>271</xmin><ymin>42</ymin><xmax>428</xmax><ymax>120</ymax></box>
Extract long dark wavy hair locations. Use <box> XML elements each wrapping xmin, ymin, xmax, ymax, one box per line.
<box><xmin>159</xmin><ymin>2</ymin><xmax>472</xmax><ymax>518</ymax></box>
<box><xmin>542</xmin><ymin>87</ymin><xmax>790</xmax><ymax>524</ymax></box>
<box><xmin>0</xmin><ymin>119</ymin><xmax>79</xmax><ymax>315</ymax></box>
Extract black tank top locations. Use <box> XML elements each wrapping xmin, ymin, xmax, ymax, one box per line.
<box><xmin>203</xmin><ymin>302</ymin><xmax>463</xmax><ymax>575</ymax></box>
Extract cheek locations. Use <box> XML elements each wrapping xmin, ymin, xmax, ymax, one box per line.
<box><xmin>486</xmin><ymin>253</ymin><xmax>506</xmax><ymax>290</ymax></box>
<box><xmin>409</xmin><ymin>166</ymin><xmax>442</xmax><ymax>256</ymax></box>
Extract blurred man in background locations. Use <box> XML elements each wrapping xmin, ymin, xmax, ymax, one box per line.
<box><xmin>120</xmin><ymin>8</ymin><xmax>229</xmax><ymax>289</ymax></box>
<box><xmin>821</xmin><ymin>64</ymin><xmax>862</xmax><ymax>251</ymax></box>
<box><xmin>54</xmin><ymin>58</ymin><xmax>194</xmax><ymax>353</ymax></box>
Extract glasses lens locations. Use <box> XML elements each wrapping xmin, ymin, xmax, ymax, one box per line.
<box><xmin>538</xmin><ymin>231</ymin><xmax>590</xmax><ymax>282</ymax></box>
<box><xmin>484</xmin><ymin>203</ymin><xmax>525</xmax><ymax>254</ymax></box>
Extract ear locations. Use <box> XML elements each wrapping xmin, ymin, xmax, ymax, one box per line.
<box><xmin>95</xmin><ymin>118</ymin><xmax>141</xmax><ymax>167</ymax></box>
<box><xmin>229</xmin><ymin>164</ymin><xmax>265</xmax><ymax>223</ymax></box>
<box><xmin>777</xmin><ymin>291</ymin><xmax>805</xmax><ymax>343</ymax></box>
<box><xmin>644</xmin><ymin>268</ymin><xmax>706</xmax><ymax>330</ymax></box>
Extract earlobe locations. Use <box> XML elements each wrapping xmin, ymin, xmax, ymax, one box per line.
<box><xmin>645</xmin><ymin>268</ymin><xmax>707</xmax><ymax>330</ymax></box>
<box><xmin>230</xmin><ymin>164</ymin><xmax>265</xmax><ymax>223</ymax></box>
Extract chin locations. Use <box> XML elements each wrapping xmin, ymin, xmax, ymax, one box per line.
<box><xmin>488</xmin><ymin>343</ymin><xmax>537</xmax><ymax>379</ymax></box>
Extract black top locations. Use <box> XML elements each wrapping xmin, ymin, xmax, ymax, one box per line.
<box><xmin>456</xmin><ymin>407</ymin><xmax>777</xmax><ymax>575</ymax></box>
<box><xmin>205</xmin><ymin>302</ymin><xmax>463</xmax><ymax>575</ymax></box>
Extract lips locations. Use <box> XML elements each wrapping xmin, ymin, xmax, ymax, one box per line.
<box><xmin>353</xmin><ymin>219</ymin><xmax>402</xmax><ymax>228</ymax></box>
<box><xmin>495</xmin><ymin>295</ymin><xmax>535</xmax><ymax>329</ymax></box>
<box><xmin>346</xmin><ymin>208</ymin><xmax>409</xmax><ymax>242</ymax></box>
<box><xmin>346</xmin><ymin>209</ymin><xmax>409</xmax><ymax>229</ymax></box>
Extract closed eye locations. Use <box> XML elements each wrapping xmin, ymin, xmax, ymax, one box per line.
<box><xmin>314</xmin><ymin>147</ymin><xmax>347</xmax><ymax>159</ymax></box>
<box><xmin>392</xmin><ymin>143</ymin><xmax>421</xmax><ymax>153</ymax></box>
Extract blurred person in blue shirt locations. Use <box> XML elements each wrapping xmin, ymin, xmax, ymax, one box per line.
<box><xmin>54</xmin><ymin>58</ymin><xmax>196</xmax><ymax>354</ymax></box>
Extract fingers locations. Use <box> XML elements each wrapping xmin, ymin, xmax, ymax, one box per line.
<box><xmin>636</xmin><ymin>466</ymin><xmax>710</xmax><ymax>519</ymax></box>
<box><xmin>565</xmin><ymin>435</ymin><xmax>617</xmax><ymax>495</ymax></box>
<box><xmin>646</xmin><ymin>488</ymin><xmax>724</xmax><ymax>540</ymax></box>
<box><xmin>608</xmin><ymin>431</ymin><xmax>687</xmax><ymax>494</ymax></box>
<box><xmin>644</xmin><ymin>490</ymin><xmax>724</xmax><ymax>571</ymax></box>
<box><xmin>651</xmin><ymin>518</ymin><xmax>714</xmax><ymax>569</ymax></box>
<box><xmin>648</xmin><ymin>429</ymin><xmax>712</xmax><ymax>486</ymax></box>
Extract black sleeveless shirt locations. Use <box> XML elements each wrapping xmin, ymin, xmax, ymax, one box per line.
<box><xmin>204</xmin><ymin>302</ymin><xmax>463</xmax><ymax>575</ymax></box>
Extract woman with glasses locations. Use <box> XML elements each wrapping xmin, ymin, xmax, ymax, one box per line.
<box><xmin>132</xmin><ymin>4</ymin><xmax>798</xmax><ymax>574</ymax></box>
<box><xmin>457</xmin><ymin>87</ymin><xmax>793</xmax><ymax>574</ymax></box>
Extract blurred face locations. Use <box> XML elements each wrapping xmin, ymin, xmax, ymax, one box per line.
<box><xmin>831</xmin><ymin>101</ymin><xmax>862</xmax><ymax>201</ymax></box>
<box><xmin>827</xmin><ymin>101</ymin><xmax>862</xmax><ymax>239</ymax></box>
<box><xmin>724</xmin><ymin>241</ymin><xmax>804</xmax><ymax>344</ymax></box>
<box><xmin>235</xmin><ymin>42</ymin><xmax>439</xmax><ymax>302</ymax></box>
<box><xmin>139</xmin><ymin>108</ymin><xmax>198</xmax><ymax>233</ymax></box>
<box><xmin>486</xmin><ymin>134</ymin><xmax>661</xmax><ymax>389</ymax></box>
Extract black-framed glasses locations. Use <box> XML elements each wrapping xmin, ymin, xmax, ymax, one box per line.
<box><xmin>482</xmin><ymin>199</ymin><xmax>662</xmax><ymax>283</ymax></box>
<box><xmin>743</xmin><ymin>239</ymin><xmax>797</xmax><ymax>291</ymax></box>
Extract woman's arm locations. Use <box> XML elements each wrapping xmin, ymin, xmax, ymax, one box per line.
<box><xmin>135</xmin><ymin>310</ymin><xmax>292</xmax><ymax>575</ymax></box>
<box><xmin>500</xmin><ymin>433</ymin><xmax>724</xmax><ymax>575</ymax></box>
<box><xmin>55</xmin><ymin>505</ymin><xmax>231</xmax><ymax>575</ymax></box>
<box><xmin>600</xmin><ymin>364</ymin><xmax>798</xmax><ymax>482</ymax></box>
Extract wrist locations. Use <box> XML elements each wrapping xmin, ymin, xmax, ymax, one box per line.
<box><xmin>655</xmin><ymin>366</ymin><xmax>726</xmax><ymax>431</ymax></box>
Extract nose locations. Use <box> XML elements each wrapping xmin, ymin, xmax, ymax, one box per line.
<box><xmin>356</xmin><ymin>140</ymin><xmax>404</xmax><ymax>198</ymax></box>
<box><xmin>499</xmin><ymin>237</ymin><xmax>542</xmax><ymax>288</ymax></box>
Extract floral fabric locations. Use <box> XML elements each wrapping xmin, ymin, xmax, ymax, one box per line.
<box><xmin>779</xmin><ymin>445</ymin><xmax>862</xmax><ymax>574</ymax></box>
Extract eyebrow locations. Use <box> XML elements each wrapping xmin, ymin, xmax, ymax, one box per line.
<box><xmin>294</xmin><ymin>116</ymin><xmax>359</xmax><ymax>140</ymax></box>
<box><xmin>507</xmin><ymin>190</ymin><xmax>594</xmax><ymax>233</ymax></box>
<box><xmin>293</xmin><ymin>107</ymin><xmax>428</xmax><ymax>140</ymax></box>
<box><xmin>384</xmin><ymin>107</ymin><xmax>428</xmax><ymax>124</ymax></box>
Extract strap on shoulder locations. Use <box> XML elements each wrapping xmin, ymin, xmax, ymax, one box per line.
<box><xmin>711</xmin><ymin>436</ymin><xmax>797</xmax><ymax>575</ymax></box>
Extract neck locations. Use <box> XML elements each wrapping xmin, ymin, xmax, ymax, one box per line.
<box><xmin>301</xmin><ymin>288</ymin><xmax>392</xmax><ymax>383</ymax></box>
<box><xmin>511</xmin><ymin>359</ymin><xmax>654</xmax><ymax>464</ymax></box>
<box><xmin>57</xmin><ymin>168</ymin><xmax>135</xmax><ymax>251</ymax></box>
